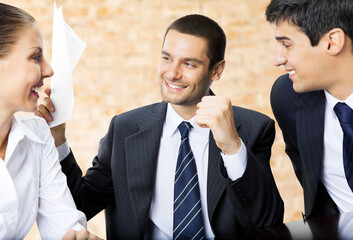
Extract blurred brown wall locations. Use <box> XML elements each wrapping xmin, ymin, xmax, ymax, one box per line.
<box><xmin>2</xmin><ymin>0</ymin><xmax>303</xmax><ymax>238</ymax></box>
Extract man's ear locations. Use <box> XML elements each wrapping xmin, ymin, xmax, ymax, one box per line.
<box><xmin>211</xmin><ymin>60</ymin><xmax>225</xmax><ymax>81</ymax></box>
<box><xmin>325</xmin><ymin>28</ymin><xmax>346</xmax><ymax>55</ymax></box>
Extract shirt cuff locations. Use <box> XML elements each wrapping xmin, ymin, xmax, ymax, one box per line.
<box><xmin>70</xmin><ymin>222</ymin><xmax>86</xmax><ymax>231</ymax></box>
<box><xmin>221</xmin><ymin>139</ymin><xmax>247</xmax><ymax>181</ymax></box>
<box><xmin>56</xmin><ymin>141</ymin><xmax>70</xmax><ymax>162</ymax></box>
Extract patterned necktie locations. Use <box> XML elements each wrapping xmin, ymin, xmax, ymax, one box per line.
<box><xmin>173</xmin><ymin>121</ymin><xmax>204</xmax><ymax>240</ymax></box>
<box><xmin>334</xmin><ymin>102</ymin><xmax>353</xmax><ymax>192</ymax></box>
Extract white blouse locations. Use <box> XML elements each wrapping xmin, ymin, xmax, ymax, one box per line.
<box><xmin>0</xmin><ymin>115</ymin><xmax>86</xmax><ymax>239</ymax></box>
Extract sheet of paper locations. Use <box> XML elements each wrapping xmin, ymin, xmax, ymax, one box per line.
<box><xmin>49</xmin><ymin>1</ymin><xmax>86</xmax><ymax>128</ymax></box>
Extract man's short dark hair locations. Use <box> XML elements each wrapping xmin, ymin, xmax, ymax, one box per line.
<box><xmin>163</xmin><ymin>14</ymin><xmax>226</xmax><ymax>70</ymax></box>
<box><xmin>265</xmin><ymin>0</ymin><xmax>353</xmax><ymax>49</ymax></box>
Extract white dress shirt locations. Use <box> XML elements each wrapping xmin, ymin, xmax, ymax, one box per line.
<box><xmin>338</xmin><ymin>211</ymin><xmax>353</xmax><ymax>240</ymax></box>
<box><xmin>149</xmin><ymin>104</ymin><xmax>247</xmax><ymax>239</ymax></box>
<box><xmin>57</xmin><ymin>103</ymin><xmax>248</xmax><ymax>239</ymax></box>
<box><xmin>322</xmin><ymin>91</ymin><xmax>353</xmax><ymax>212</ymax></box>
<box><xmin>0</xmin><ymin>115</ymin><xmax>86</xmax><ymax>239</ymax></box>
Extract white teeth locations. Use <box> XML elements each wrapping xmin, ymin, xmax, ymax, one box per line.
<box><xmin>32</xmin><ymin>86</ymin><xmax>42</xmax><ymax>92</ymax></box>
<box><xmin>167</xmin><ymin>81</ymin><xmax>185</xmax><ymax>89</ymax></box>
<box><xmin>288</xmin><ymin>70</ymin><xmax>296</xmax><ymax>75</ymax></box>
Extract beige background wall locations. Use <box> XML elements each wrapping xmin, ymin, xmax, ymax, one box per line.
<box><xmin>2</xmin><ymin>0</ymin><xmax>304</xmax><ymax>238</ymax></box>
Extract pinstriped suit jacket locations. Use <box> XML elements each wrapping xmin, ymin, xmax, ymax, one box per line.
<box><xmin>271</xmin><ymin>74</ymin><xmax>339</xmax><ymax>219</ymax></box>
<box><xmin>61</xmin><ymin>101</ymin><xmax>284</xmax><ymax>239</ymax></box>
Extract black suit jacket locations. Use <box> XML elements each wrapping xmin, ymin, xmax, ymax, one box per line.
<box><xmin>271</xmin><ymin>74</ymin><xmax>339</xmax><ymax>219</ymax></box>
<box><xmin>61</xmin><ymin>101</ymin><xmax>284</xmax><ymax>239</ymax></box>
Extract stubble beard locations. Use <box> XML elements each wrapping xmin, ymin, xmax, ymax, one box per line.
<box><xmin>159</xmin><ymin>83</ymin><xmax>208</xmax><ymax>106</ymax></box>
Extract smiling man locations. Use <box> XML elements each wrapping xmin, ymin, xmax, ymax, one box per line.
<box><xmin>266</xmin><ymin>0</ymin><xmax>353</xmax><ymax>219</ymax></box>
<box><xmin>37</xmin><ymin>14</ymin><xmax>283</xmax><ymax>239</ymax></box>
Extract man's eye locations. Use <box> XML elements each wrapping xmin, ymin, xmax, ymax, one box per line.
<box><xmin>162</xmin><ymin>56</ymin><xmax>170</xmax><ymax>61</ymax></box>
<box><xmin>282</xmin><ymin>42</ymin><xmax>290</xmax><ymax>48</ymax></box>
<box><xmin>186</xmin><ymin>62</ymin><xmax>195</xmax><ymax>68</ymax></box>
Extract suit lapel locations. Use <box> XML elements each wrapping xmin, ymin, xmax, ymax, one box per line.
<box><xmin>296</xmin><ymin>91</ymin><xmax>326</xmax><ymax>212</ymax></box>
<box><xmin>207</xmin><ymin>111</ymin><xmax>244</xmax><ymax>220</ymax></box>
<box><xmin>207</xmin><ymin>134</ymin><xmax>225</xmax><ymax>219</ymax></box>
<box><xmin>125</xmin><ymin>102</ymin><xmax>167</xmax><ymax>227</ymax></box>
<box><xmin>125</xmin><ymin>102</ymin><xmax>248</xmax><ymax>230</ymax></box>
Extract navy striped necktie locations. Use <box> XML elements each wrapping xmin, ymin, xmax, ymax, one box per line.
<box><xmin>334</xmin><ymin>102</ymin><xmax>353</xmax><ymax>192</ymax></box>
<box><xmin>173</xmin><ymin>121</ymin><xmax>204</xmax><ymax>240</ymax></box>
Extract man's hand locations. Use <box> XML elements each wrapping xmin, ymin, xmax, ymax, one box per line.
<box><xmin>196</xmin><ymin>96</ymin><xmax>241</xmax><ymax>155</ymax></box>
<box><xmin>62</xmin><ymin>229</ymin><xmax>103</xmax><ymax>240</ymax></box>
<box><xmin>35</xmin><ymin>88</ymin><xmax>67</xmax><ymax>147</ymax></box>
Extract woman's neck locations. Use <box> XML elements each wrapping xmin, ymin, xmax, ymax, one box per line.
<box><xmin>0</xmin><ymin>111</ymin><xmax>14</xmax><ymax>160</ymax></box>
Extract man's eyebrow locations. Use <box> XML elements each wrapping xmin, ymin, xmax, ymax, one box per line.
<box><xmin>184</xmin><ymin>57</ymin><xmax>203</xmax><ymax>65</ymax></box>
<box><xmin>161</xmin><ymin>50</ymin><xmax>170</xmax><ymax>56</ymax></box>
<box><xmin>275</xmin><ymin>36</ymin><xmax>291</xmax><ymax>41</ymax></box>
<box><xmin>161</xmin><ymin>50</ymin><xmax>203</xmax><ymax>64</ymax></box>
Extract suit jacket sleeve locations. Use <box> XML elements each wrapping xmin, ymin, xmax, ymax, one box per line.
<box><xmin>60</xmin><ymin>117</ymin><xmax>117</xmax><ymax>220</ymax></box>
<box><xmin>222</xmin><ymin>109</ymin><xmax>284</xmax><ymax>229</ymax></box>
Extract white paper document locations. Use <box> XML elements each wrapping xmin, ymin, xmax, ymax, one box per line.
<box><xmin>49</xmin><ymin>1</ymin><xmax>86</xmax><ymax>127</ymax></box>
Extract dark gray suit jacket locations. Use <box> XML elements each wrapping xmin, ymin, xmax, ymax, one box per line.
<box><xmin>61</xmin><ymin>101</ymin><xmax>284</xmax><ymax>239</ymax></box>
<box><xmin>271</xmin><ymin>74</ymin><xmax>339</xmax><ymax>219</ymax></box>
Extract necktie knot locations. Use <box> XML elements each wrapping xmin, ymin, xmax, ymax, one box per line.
<box><xmin>178</xmin><ymin>121</ymin><xmax>192</xmax><ymax>138</ymax></box>
<box><xmin>334</xmin><ymin>102</ymin><xmax>353</xmax><ymax>124</ymax></box>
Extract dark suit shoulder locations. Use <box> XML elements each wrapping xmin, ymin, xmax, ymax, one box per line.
<box><xmin>102</xmin><ymin>102</ymin><xmax>167</xmax><ymax>141</ymax></box>
<box><xmin>271</xmin><ymin>74</ymin><xmax>299</xmax><ymax>108</ymax></box>
<box><xmin>271</xmin><ymin>74</ymin><xmax>324</xmax><ymax>112</ymax></box>
<box><xmin>231</xmin><ymin>106</ymin><xmax>275</xmax><ymax>146</ymax></box>
<box><xmin>270</xmin><ymin>74</ymin><xmax>324</xmax><ymax>131</ymax></box>
<box><xmin>232</xmin><ymin>105</ymin><xmax>274</xmax><ymax>126</ymax></box>
<box><xmin>233</xmin><ymin>106</ymin><xmax>272</xmax><ymax>120</ymax></box>
<box><xmin>110</xmin><ymin>102</ymin><xmax>166</xmax><ymax>125</ymax></box>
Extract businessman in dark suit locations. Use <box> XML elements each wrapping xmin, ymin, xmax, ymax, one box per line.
<box><xmin>37</xmin><ymin>14</ymin><xmax>283</xmax><ymax>239</ymax></box>
<box><xmin>266</xmin><ymin>0</ymin><xmax>353</xmax><ymax>219</ymax></box>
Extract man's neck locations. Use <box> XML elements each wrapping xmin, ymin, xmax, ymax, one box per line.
<box><xmin>326</xmin><ymin>74</ymin><xmax>353</xmax><ymax>101</ymax></box>
<box><xmin>326</xmin><ymin>48</ymin><xmax>353</xmax><ymax>100</ymax></box>
<box><xmin>170</xmin><ymin>104</ymin><xmax>197</xmax><ymax>120</ymax></box>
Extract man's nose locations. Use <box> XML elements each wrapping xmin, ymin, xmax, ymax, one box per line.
<box><xmin>166</xmin><ymin>62</ymin><xmax>182</xmax><ymax>80</ymax></box>
<box><xmin>273</xmin><ymin>46</ymin><xmax>287</xmax><ymax>67</ymax></box>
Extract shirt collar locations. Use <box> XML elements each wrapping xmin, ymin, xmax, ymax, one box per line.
<box><xmin>164</xmin><ymin>103</ymin><xmax>209</xmax><ymax>140</ymax></box>
<box><xmin>324</xmin><ymin>91</ymin><xmax>353</xmax><ymax>110</ymax></box>
<box><xmin>10</xmin><ymin>115</ymin><xmax>44</xmax><ymax>144</ymax></box>
<box><xmin>4</xmin><ymin>115</ymin><xmax>44</xmax><ymax>163</ymax></box>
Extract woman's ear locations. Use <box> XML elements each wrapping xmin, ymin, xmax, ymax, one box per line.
<box><xmin>211</xmin><ymin>60</ymin><xmax>225</xmax><ymax>81</ymax></box>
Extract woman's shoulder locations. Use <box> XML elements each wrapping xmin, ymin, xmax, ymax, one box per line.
<box><xmin>14</xmin><ymin>114</ymin><xmax>47</xmax><ymax>126</ymax></box>
<box><xmin>13</xmin><ymin>115</ymin><xmax>50</xmax><ymax>142</ymax></box>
